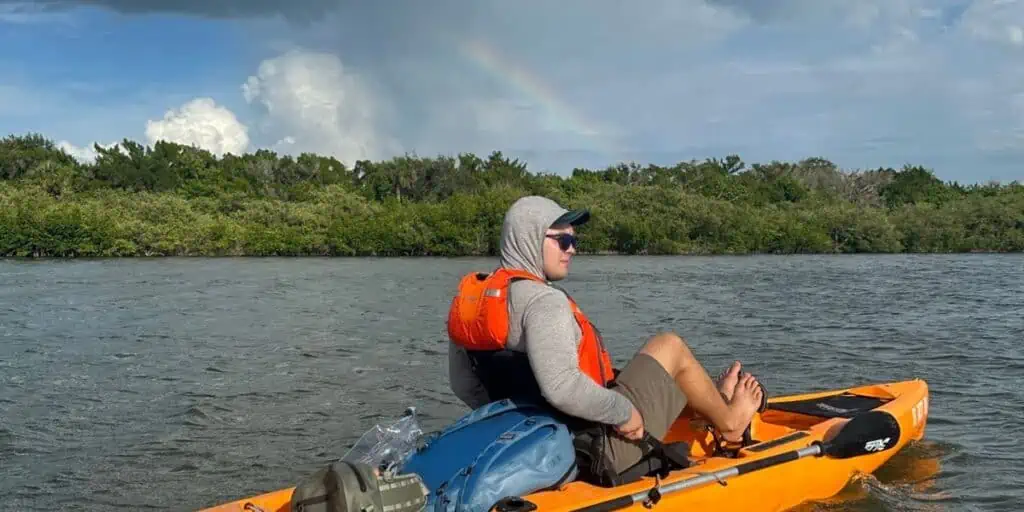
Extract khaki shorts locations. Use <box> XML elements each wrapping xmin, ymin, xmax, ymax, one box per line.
<box><xmin>603</xmin><ymin>353</ymin><xmax>689</xmax><ymax>474</ymax></box>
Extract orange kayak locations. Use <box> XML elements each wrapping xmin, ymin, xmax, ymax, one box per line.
<box><xmin>198</xmin><ymin>378</ymin><xmax>929</xmax><ymax>512</ymax></box>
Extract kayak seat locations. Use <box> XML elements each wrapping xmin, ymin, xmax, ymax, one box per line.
<box><xmin>613</xmin><ymin>440</ymin><xmax>692</xmax><ymax>485</ymax></box>
<box><xmin>765</xmin><ymin>392</ymin><xmax>891</xmax><ymax>419</ymax></box>
<box><xmin>573</xmin><ymin>431</ymin><xmax>691</xmax><ymax>488</ymax></box>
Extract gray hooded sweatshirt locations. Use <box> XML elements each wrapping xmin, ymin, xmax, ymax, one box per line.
<box><xmin>447</xmin><ymin>196</ymin><xmax>634</xmax><ymax>426</ymax></box>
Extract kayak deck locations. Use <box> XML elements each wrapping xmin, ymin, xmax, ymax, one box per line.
<box><xmin>198</xmin><ymin>379</ymin><xmax>929</xmax><ymax>512</ymax></box>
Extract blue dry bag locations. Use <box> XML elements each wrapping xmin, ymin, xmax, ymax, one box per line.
<box><xmin>399</xmin><ymin>398</ymin><xmax>579</xmax><ymax>512</ymax></box>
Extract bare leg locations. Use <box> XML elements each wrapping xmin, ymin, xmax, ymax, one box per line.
<box><xmin>638</xmin><ymin>332</ymin><xmax>763</xmax><ymax>442</ymax></box>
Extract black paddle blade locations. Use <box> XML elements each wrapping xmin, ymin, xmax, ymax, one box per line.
<box><xmin>821</xmin><ymin>410</ymin><xmax>901</xmax><ymax>459</ymax></box>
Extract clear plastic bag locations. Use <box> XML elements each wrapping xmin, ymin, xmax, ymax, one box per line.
<box><xmin>341</xmin><ymin>406</ymin><xmax>424</xmax><ymax>477</ymax></box>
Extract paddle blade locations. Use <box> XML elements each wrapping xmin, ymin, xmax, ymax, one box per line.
<box><xmin>821</xmin><ymin>410</ymin><xmax>901</xmax><ymax>459</ymax></box>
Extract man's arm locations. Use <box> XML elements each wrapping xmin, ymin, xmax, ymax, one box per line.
<box><xmin>521</xmin><ymin>289</ymin><xmax>634</xmax><ymax>426</ymax></box>
<box><xmin>448</xmin><ymin>340</ymin><xmax>491</xmax><ymax>409</ymax></box>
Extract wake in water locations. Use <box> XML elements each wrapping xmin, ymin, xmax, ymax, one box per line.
<box><xmin>796</xmin><ymin>439</ymin><xmax>958</xmax><ymax>511</ymax></box>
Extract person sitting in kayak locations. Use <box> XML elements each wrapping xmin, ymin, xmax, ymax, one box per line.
<box><xmin>446</xmin><ymin>195</ymin><xmax>764</xmax><ymax>480</ymax></box>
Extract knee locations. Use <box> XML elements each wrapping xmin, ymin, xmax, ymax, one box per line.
<box><xmin>649</xmin><ymin>331</ymin><xmax>691</xmax><ymax>351</ymax></box>
<box><xmin>641</xmin><ymin>331</ymin><xmax>694</xmax><ymax>372</ymax></box>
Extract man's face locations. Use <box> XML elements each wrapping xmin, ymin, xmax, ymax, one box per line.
<box><xmin>542</xmin><ymin>224</ymin><xmax>577</xmax><ymax>281</ymax></box>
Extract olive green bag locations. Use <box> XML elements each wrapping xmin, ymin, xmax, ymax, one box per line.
<box><xmin>290</xmin><ymin>460</ymin><xmax>429</xmax><ymax>512</ymax></box>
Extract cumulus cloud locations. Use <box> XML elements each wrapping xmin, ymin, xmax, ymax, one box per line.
<box><xmin>51</xmin><ymin>98</ymin><xmax>249</xmax><ymax>163</ymax></box>
<box><xmin>144</xmin><ymin>97</ymin><xmax>249</xmax><ymax>156</ymax></box>
<box><xmin>241</xmin><ymin>49</ymin><xmax>397</xmax><ymax>164</ymax></box>
<box><xmin>39</xmin><ymin>48</ymin><xmax>397</xmax><ymax>166</ymax></box>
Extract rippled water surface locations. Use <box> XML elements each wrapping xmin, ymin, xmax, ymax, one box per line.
<box><xmin>1</xmin><ymin>255</ymin><xmax>1022</xmax><ymax>511</ymax></box>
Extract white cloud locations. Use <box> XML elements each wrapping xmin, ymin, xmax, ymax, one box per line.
<box><xmin>37</xmin><ymin>49</ymin><xmax>398</xmax><ymax>167</ymax></box>
<box><xmin>241</xmin><ymin>49</ymin><xmax>397</xmax><ymax>165</ymax></box>
<box><xmin>144</xmin><ymin>97</ymin><xmax>250</xmax><ymax>156</ymax></box>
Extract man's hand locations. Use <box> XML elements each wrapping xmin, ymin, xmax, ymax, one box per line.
<box><xmin>615</xmin><ymin>406</ymin><xmax>645</xmax><ymax>441</ymax></box>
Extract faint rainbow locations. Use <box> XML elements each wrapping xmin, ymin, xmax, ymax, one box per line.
<box><xmin>457</xmin><ymin>38</ymin><xmax>609</xmax><ymax>141</ymax></box>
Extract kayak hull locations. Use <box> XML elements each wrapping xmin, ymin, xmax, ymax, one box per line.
<box><xmin>198</xmin><ymin>379</ymin><xmax>929</xmax><ymax>512</ymax></box>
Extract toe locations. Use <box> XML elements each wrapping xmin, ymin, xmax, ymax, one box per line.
<box><xmin>728</xmin><ymin>360</ymin><xmax>741</xmax><ymax>375</ymax></box>
<box><xmin>720</xmin><ymin>361</ymin><xmax>740</xmax><ymax>381</ymax></box>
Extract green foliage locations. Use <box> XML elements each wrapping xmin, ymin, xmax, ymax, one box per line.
<box><xmin>0</xmin><ymin>133</ymin><xmax>80</xmax><ymax>181</ymax></box>
<box><xmin>1</xmin><ymin>133</ymin><xmax>1022</xmax><ymax>257</ymax></box>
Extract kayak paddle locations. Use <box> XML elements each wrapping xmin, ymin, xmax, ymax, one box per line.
<box><xmin>568</xmin><ymin>410</ymin><xmax>902</xmax><ymax>512</ymax></box>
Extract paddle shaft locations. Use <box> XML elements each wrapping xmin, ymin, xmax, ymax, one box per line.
<box><xmin>570</xmin><ymin>444</ymin><xmax>824</xmax><ymax>512</ymax></box>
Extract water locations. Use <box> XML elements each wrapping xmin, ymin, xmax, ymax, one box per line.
<box><xmin>1</xmin><ymin>254</ymin><xmax>1021</xmax><ymax>512</ymax></box>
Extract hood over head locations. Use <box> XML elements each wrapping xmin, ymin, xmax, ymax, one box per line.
<box><xmin>499</xmin><ymin>195</ymin><xmax>590</xmax><ymax>280</ymax></box>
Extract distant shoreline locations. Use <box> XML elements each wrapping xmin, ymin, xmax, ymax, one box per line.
<box><xmin>3</xmin><ymin>134</ymin><xmax>1023</xmax><ymax>258</ymax></box>
<box><xmin>1</xmin><ymin>249</ymin><xmax>1018</xmax><ymax>261</ymax></box>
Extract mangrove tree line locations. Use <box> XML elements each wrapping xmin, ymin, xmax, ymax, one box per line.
<box><xmin>1</xmin><ymin>133</ymin><xmax>1022</xmax><ymax>257</ymax></box>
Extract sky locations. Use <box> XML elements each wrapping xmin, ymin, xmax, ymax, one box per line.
<box><xmin>1</xmin><ymin>0</ymin><xmax>1022</xmax><ymax>184</ymax></box>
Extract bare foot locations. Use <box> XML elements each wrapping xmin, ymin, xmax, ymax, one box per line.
<box><xmin>716</xmin><ymin>361</ymin><xmax>741</xmax><ymax>401</ymax></box>
<box><xmin>719</xmin><ymin>374</ymin><xmax>764</xmax><ymax>443</ymax></box>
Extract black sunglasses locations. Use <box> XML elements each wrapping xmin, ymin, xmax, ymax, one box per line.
<box><xmin>546</xmin><ymin>233</ymin><xmax>578</xmax><ymax>251</ymax></box>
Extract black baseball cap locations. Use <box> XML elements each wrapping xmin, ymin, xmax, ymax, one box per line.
<box><xmin>551</xmin><ymin>208</ymin><xmax>590</xmax><ymax>227</ymax></box>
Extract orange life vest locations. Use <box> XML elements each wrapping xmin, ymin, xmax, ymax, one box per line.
<box><xmin>447</xmin><ymin>267</ymin><xmax>615</xmax><ymax>387</ymax></box>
